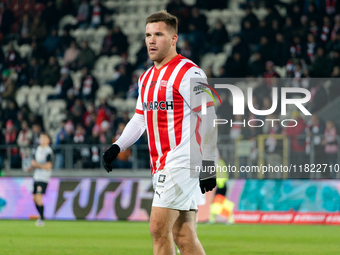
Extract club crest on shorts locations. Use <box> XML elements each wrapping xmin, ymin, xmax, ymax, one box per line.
<box><xmin>158</xmin><ymin>174</ymin><xmax>166</xmax><ymax>183</ymax></box>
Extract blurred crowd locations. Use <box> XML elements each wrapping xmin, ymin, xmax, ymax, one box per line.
<box><xmin>0</xmin><ymin>0</ymin><xmax>340</xmax><ymax>171</ymax></box>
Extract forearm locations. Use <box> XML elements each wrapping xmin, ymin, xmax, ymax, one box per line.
<box><xmin>34</xmin><ymin>162</ymin><xmax>52</xmax><ymax>170</ymax></box>
<box><xmin>114</xmin><ymin>113</ymin><xmax>146</xmax><ymax>151</ymax></box>
<box><xmin>200</xmin><ymin>106</ymin><xmax>217</xmax><ymax>162</ymax></box>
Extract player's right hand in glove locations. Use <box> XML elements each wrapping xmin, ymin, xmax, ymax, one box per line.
<box><xmin>199</xmin><ymin>160</ymin><xmax>216</xmax><ymax>194</ymax></box>
<box><xmin>102</xmin><ymin>144</ymin><xmax>120</xmax><ymax>172</ymax></box>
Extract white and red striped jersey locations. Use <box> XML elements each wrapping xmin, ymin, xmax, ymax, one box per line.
<box><xmin>135</xmin><ymin>54</ymin><xmax>214</xmax><ymax>175</ymax></box>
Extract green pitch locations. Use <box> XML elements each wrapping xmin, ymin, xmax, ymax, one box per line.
<box><xmin>0</xmin><ymin>220</ymin><xmax>339</xmax><ymax>255</ymax></box>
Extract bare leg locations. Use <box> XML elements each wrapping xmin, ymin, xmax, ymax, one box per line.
<box><xmin>149</xmin><ymin>207</ymin><xmax>180</xmax><ymax>255</ymax></box>
<box><xmin>173</xmin><ymin>210</ymin><xmax>206</xmax><ymax>255</ymax></box>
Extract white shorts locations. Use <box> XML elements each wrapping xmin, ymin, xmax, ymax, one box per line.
<box><xmin>152</xmin><ymin>167</ymin><xmax>199</xmax><ymax>211</ymax></box>
<box><xmin>194</xmin><ymin>184</ymin><xmax>206</xmax><ymax>206</ymax></box>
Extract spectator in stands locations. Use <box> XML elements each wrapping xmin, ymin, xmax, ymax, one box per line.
<box><xmin>329</xmin><ymin>66</ymin><xmax>340</xmax><ymax>101</ymax></box>
<box><xmin>187</xmin><ymin>23</ymin><xmax>206</xmax><ymax>58</ymax></box>
<box><xmin>241</xmin><ymin>20</ymin><xmax>258</xmax><ymax>46</ymax></box>
<box><xmin>64</xmin><ymin>41</ymin><xmax>80</xmax><ymax>67</ymax></box>
<box><xmin>30</xmin><ymin>40</ymin><xmax>47</xmax><ymax>64</ymax></box>
<box><xmin>70</xmin><ymin>98</ymin><xmax>85</xmax><ymax>125</ymax></box>
<box><xmin>40</xmin><ymin>56</ymin><xmax>60</xmax><ymax>86</ymax></box>
<box><xmin>327</xmin><ymin>30</ymin><xmax>340</xmax><ymax>53</ymax></box>
<box><xmin>77</xmin><ymin>0</ymin><xmax>90</xmax><ymax>29</ymax></box>
<box><xmin>320</xmin><ymin>16</ymin><xmax>331</xmax><ymax>46</ymax></box>
<box><xmin>232</xmin><ymin>35</ymin><xmax>249</xmax><ymax>63</ymax></box>
<box><xmin>322</xmin><ymin>120</ymin><xmax>338</xmax><ymax>176</ymax></box>
<box><xmin>111</xmin><ymin>26</ymin><xmax>128</xmax><ymax>55</ymax></box>
<box><xmin>43</xmin><ymin>28</ymin><xmax>60</xmax><ymax>56</ymax></box>
<box><xmin>18</xmin><ymin>14</ymin><xmax>32</xmax><ymax>46</ymax></box>
<box><xmin>95</xmin><ymin>98</ymin><xmax>111</xmax><ymax>128</ymax></box>
<box><xmin>16</xmin><ymin>62</ymin><xmax>29</xmax><ymax>87</ymax></box>
<box><xmin>58</xmin><ymin>29</ymin><xmax>75</xmax><ymax>56</ymax></box>
<box><xmin>29</xmin><ymin>16</ymin><xmax>47</xmax><ymax>43</ymax></box>
<box><xmin>126</xmin><ymin>73</ymin><xmax>139</xmax><ymax>99</ymax></box>
<box><xmin>0</xmin><ymin>3</ymin><xmax>14</xmax><ymax>36</ymax></box>
<box><xmin>305</xmin><ymin>115</ymin><xmax>325</xmax><ymax>165</ymax></box>
<box><xmin>224</xmin><ymin>52</ymin><xmax>247</xmax><ymax>78</ymax></box>
<box><xmin>255</xmin><ymin>20</ymin><xmax>271</xmax><ymax>44</ymax></box>
<box><xmin>2</xmin><ymin>99</ymin><xmax>18</xmax><ymax>123</ymax></box>
<box><xmin>3</xmin><ymin>44</ymin><xmax>21</xmax><ymax>70</ymax></box>
<box><xmin>73</xmin><ymin>123</ymin><xmax>87</xmax><ymax>164</ymax></box>
<box><xmin>263</xmin><ymin>61</ymin><xmax>280</xmax><ymax>85</ymax></box>
<box><xmin>247</xmin><ymin>52</ymin><xmax>265</xmax><ymax>77</ymax></box>
<box><xmin>31</xmin><ymin>123</ymin><xmax>42</xmax><ymax>147</ymax></box>
<box><xmin>307</xmin><ymin>80</ymin><xmax>328</xmax><ymax>113</ymax></box>
<box><xmin>110</xmin><ymin>64</ymin><xmax>131</xmax><ymax>99</ymax></box>
<box><xmin>48</xmin><ymin>67</ymin><xmax>73</xmax><ymax>100</ymax></box>
<box><xmin>0</xmin><ymin>70</ymin><xmax>16</xmax><ymax>102</ymax></box>
<box><xmin>306</xmin><ymin>3</ymin><xmax>320</xmax><ymax>25</ymax></box>
<box><xmin>27</xmin><ymin>57</ymin><xmax>41</xmax><ymax>86</ymax></box>
<box><xmin>89</xmin><ymin>0</ymin><xmax>108</xmax><ymax>28</ymax></box>
<box><xmin>310</xmin><ymin>47</ymin><xmax>332</xmax><ymax>77</ymax></box>
<box><xmin>190</xmin><ymin>7</ymin><xmax>208</xmax><ymax>34</ymax></box>
<box><xmin>257</xmin><ymin>35</ymin><xmax>274</xmax><ymax>62</ymax></box>
<box><xmin>304</xmin><ymin>33</ymin><xmax>317</xmax><ymax>64</ymax></box>
<box><xmin>78</xmin><ymin>66</ymin><xmax>99</xmax><ymax>101</ymax></box>
<box><xmin>330</xmin><ymin>15</ymin><xmax>340</xmax><ymax>42</ymax></box>
<box><xmin>83</xmin><ymin>102</ymin><xmax>96</xmax><ymax>132</ymax></box>
<box><xmin>241</xmin><ymin>5</ymin><xmax>259</xmax><ymax>31</ymax></box>
<box><xmin>17</xmin><ymin>120</ymin><xmax>33</xmax><ymax>172</ymax></box>
<box><xmin>273</xmin><ymin>33</ymin><xmax>289</xmax><ymax>67</ymax></box>
<box><xmin>41</xmin><ymin>1</ymin><xmax>60</xmax><ymax>31</ymax></box>
<box><xmin>4</xmin><ymin>119</ymin><xmax>20</xmax><ymax>168</ymax></box>
<box><xmin>76</xmin><ymin>41</ymin><xmax>96</xmax><ymax>69</ymax></box>
<box><xmin>207</xmin><ymin>20</ymin><xmax>230</xmax><ymax>54</ymax></box>
<box><xmin>264</xmin><ymin>4</ymin><xmax>282</xmax><ymax>28</ymax></box>
<box><xmin>55</xmin><ymin>119</ymin><xmax>68</xmax><ymax>170</ymax></box>
<box><xmin>100</xmin><ymin>28</ymin><xmax>114</xmax><ymax>56</ymax></box>
<box><xmin>282</xmin><ymin>111</ymin><xmax>306</xmax><ymax>166</ymax></box>
<box><xmin>83</xmin><ymin>126</ymin><xmax>101</xmax><ymax>168</ymax></box>
<box><xmin>282</xmin><ymin>16</ymin><xmax>294</xmax><ymax>43</ymax></box>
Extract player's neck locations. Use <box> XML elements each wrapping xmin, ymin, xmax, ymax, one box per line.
<box><xmin>154</xmin><ymin>52</ymin><xmax>178</xmax><ymax>70</ymax></box>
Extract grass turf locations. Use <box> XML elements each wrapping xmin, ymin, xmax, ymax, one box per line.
<box><xmin>0</xmin><ymin>220</ymin><xmax>339</xmax><ymax>255</ymax></box>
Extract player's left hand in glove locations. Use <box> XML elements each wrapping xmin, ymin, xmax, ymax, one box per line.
<box><xmin>199</xmin><ymin>160</ymin><xmax>216</xmax><ymax>194</ymax></box>
<box><xmin>102</xmin><ymin>144</ymin><xmax>120</xmax><ymax>172</ymax></box>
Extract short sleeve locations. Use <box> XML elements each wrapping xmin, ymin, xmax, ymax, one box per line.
<box><xmin>178</xmin><ymin>67</ymin><xmax>214</xmax><ymax>112</ymax></box>
<box><xmin>46</xmin><ymin>153</ymin><xmax>52</xmax><ymax>162</ymax></box>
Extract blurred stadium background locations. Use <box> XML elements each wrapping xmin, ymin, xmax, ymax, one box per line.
<box><xmin>0</xmin><ymin>0</ymin><xmax>340</xmax><ymax>254</ymax></box>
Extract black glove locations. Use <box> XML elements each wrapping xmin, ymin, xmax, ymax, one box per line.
<box><xmin>199</xmin><ymin>160</ymin><xmax>216</xmax><ymax>194</ymax></box>
<box><xmin>102</xmin><ymin>144</ymin><xmax>120</xmax><ymax>172</ymax></box>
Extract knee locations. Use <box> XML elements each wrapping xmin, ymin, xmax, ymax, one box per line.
<box><xmin>149</xmin><ymin>221</ymin><xmax>168</xmax><ymax>241</ymax></box>
<box><xmin>173</xmin><ymin>228</ymin><xmax>196</xmax><ymax>249</ymax></box>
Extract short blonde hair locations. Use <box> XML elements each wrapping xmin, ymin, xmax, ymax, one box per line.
<box><xmin>146</xmin><ymin>10</ymin><xmax>178</xmax><ymax>34</ymax></box>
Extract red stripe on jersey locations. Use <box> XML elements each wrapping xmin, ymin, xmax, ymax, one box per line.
<box><xmin>158</xmin><ymin>59</ymin><xmax>183</xmax><ymax>170</ymax></box>
<box><xmin>172</xmin><ymin>62</ymin><xmax>196</xmax><ymax>146</ymax></box>
<box><xmin>146</xmin><ymin>69</ymin><xmax>161</xmax><ymax>172</ymax></box>
<box><xmin>193</xmin><ymin>101</ymin><xmax>215</xmax><ymax>112</ymax></box>
<box><xmin>195</xmin><ymin>115</ymin><xmax>202</xmax><ymax>154</ymax></box>
<box><xmin>135</xmin><ymin>109</ymin><xmax>143</xmax><ymax>115</ymax></box>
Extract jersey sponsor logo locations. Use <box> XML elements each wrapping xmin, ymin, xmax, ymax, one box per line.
<box><xmin>142</xmin><ymin>101</ymin><xmax>174</xmax><ymax>111</ymax></box>
<box><xmin>158</xmin><ymin>174</ymin><xmax>166</xmax><ymax>183</ymax></box>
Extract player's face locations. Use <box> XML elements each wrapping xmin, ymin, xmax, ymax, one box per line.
<box><xmin>145</xmin><ymin>22</ymin><xmax>176</xmax><ymax>64</ymax></box>
<box><xmin>39</xmin><ymin>134</ymin><xmax>50</xmax><ymax>146</ymax></box>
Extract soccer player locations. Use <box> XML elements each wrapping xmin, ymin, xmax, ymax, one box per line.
<box><xmin>26</xmin><ymin>133</ymin><xmax>53</xmax><ymax>226</ymax></box>
<box><xmin>103</xmin><ymin>10</ymin><xmax>217</xmax><ymax>255</ymax></box>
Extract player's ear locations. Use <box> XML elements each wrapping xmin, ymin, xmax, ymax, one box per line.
<box><xmin>171</xmin><ymin>34</ymin><xmax>178</xmax><ymax>46</ymax></box>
